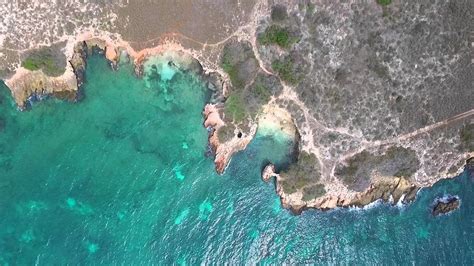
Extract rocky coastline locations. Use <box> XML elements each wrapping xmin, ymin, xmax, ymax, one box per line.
<box><xmin>263</xmin><ymin>142</ymin><xmax>472</xmax><ymax>214</ymax></box>
<box><xmin>3</xmin><ymin>32</ymin><xmax>473</xmax><ymax>214</ymax></box>
<box><xmin>2</xmin><ymin>0</ymin><xmax>473</xmax><ymax>214</ymax></box>
<box><xmin>3</xmin><ymin>32</ymin><xmax>254</xmax><ymax>177</ymax></box>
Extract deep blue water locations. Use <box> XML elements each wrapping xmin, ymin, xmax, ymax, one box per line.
<box><xmin>0</xmin><ymin>54</ymin><xmax>472</xmax><ymax>264</ymax></box>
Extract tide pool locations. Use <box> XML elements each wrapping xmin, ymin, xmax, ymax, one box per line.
<box><xmin>0</xmin><ymin>54</ymin><xmax>472</xmax><ymax>264</ymax></box>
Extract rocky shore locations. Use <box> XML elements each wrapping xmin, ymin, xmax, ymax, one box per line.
<box><xmin>4</xmin><ymin>38</ymin><xmax>116</xmax><ymax>110</ymax></box>
<box><xmin>203</xmin><ymin>103</ymin><xmax>256</xmax><ymax>174</ymax></box>
<box><xmin>1</xmin><ymin>1</ymin><xmax>473</xmax><ymax>213</ymax></box>
<box><xmin>4</xmin><ymin>31</ymin><xmax>255</xmax><ymax>176</ymax></box>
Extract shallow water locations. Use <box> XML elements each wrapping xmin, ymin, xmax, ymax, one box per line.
<box><xmin>0</xmin><ymin>54</ymin><xmax>472</xmax><ymax>264</ymax></box>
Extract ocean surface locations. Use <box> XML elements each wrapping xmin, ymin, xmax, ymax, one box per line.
<box><xmin>0</xmin><ymin>54</ymin><xmax>472</xmax><ymax>264</ymax></box>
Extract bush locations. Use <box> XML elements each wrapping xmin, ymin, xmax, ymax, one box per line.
<box><xmin>21</xmin><ymin>50</ymin><xmax>65</xmax><ymax>76</ymax></box>
<box><xmin>279</xmin><ymin>151</ymin><xmax>321</xmax><ymax>195</ymax></box>
<box><xmin>22</xmin><ymin>58</ymin><xmax>41</xmax><ymax>71</ymax></box>
<box><xmin>253</xmin><ymin>82</ymin><xmax>272</xmax><ymax>103</ymax></box>
<box><xmin>377</xmin><ymin>0</ymin><xmax>392</xmax><ymax>6</ymax></box>
<box><xmin>302</xmin><ymin>184</ymin><xmax>326</xmax><ymax>201</ymax></box>
<box><xmin>221</xmin><ymin>57</ymin><xmax>244</xmax><ymax>89</ymax></box>
<box><xmin>271</xmin><ymin>58</ymin><xmax>300</xmax><ymax>85</ymax></box>
<box><xmin>460</xmin><ymin>124</ymin><xmax>474</xmax><ymax>152</ymax></box>
<box><xmin>224</xmin><ymin>93</ymin><xmax>247</xmax><ymax>123</ymax></box>
<box><xmin>335</xmin><ymin>151</ymin><xmax>371</xmax><ymax>190</ymax></box>
<box><xmin>271</xmin><ymin>5</ymin><xmax>287</xmax><ymax>21</ymax></box>
<box><xmin>258</xmin><ymin>25</ymin><xmax>296</xmax><ymax>49</ymax></box>
<box><xmin>220</xmin><ymin>42</ymin><xmax>256</xmax><ymax>89</ymax></box>
<box><xmin>217</xmin><ymin>124</ymin><xmax>236</xmax><ymax>143</ymax></box>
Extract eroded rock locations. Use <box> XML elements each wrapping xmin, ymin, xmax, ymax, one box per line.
<box><xmin>432</xmin><ymin>195</ymin><xmax>460</xmax><ymax>216</ymax></box>
<box><xmin>262</xmin><ymin>164</ymin><xmax>277</xmax><ymax>182</ymax></box>
<box><xmin>335</xmin><ymin>146</ymin><xmax>420</xmax><ymax>192</ymax></box>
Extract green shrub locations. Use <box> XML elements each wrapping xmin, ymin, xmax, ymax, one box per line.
<box><xmin>253</xmin><ymin>83</ymin><xmax>271</xmax><ymax>103</ymax></box>
<box><xmin>279</xmin><ymin>152</ymin><xmax>321</xmax><ymax>195</ymax></box>
<box><xmin>224</xmin><ymin>93</ymin><xmax>247</xmax><ymax>123</ymax></box>
<box><xmin>259</xmin><ymin>25</ymin><xmax>296</xmax><ymax>48</ymax></box>
<box><xmin>302</xmin><ymin>184</ymin><xmax>326</xmax><ymax>201</ymax></box>
<box><xmin>376</xmin><ymin>0</ymin><xmax>392</xmax><ymax>6</ymax></box>
<box><xmin>220</xmin><ymin>41</ymin><xmax>258</xmax><ymax>90</ymax></box>
<box><xmin>221</xmin><ymin>54</ymin><xmax>245</xmax><ymax>89</ymax></box>
<box><xmin>21</xmin><ymin>50</ymin><xmax>65</xmax><ymax>76</ymax></box>
<box><xmin>271</xmin><ymin>58</ymin><xmax>300</xmax><ymax>84</ymax></box>
<box><xmin>335</xmin><ymin>151</ymin><xmax>370</xmax><ymax>189</ymax></box>
<box><xmin>460</xmin><ymin>124</ymin><xmax>474</xmax><ymax>151</ymax></box>
<box><xmin>22</xmin><ymin>58</ymin><xmax>41</xmax><ymax>71</ymax></box>
<box><xmin>217</xmin><ymin>124</ymin><xmax>236</xmax><ymax>143</ymax></box>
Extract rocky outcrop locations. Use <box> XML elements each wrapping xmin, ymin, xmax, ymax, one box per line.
<box><xmin>202</xmin><ymin>103</ymin><xmax>256</xmax><ymax>174</ymax></box>
<box><xmin>432</xmin><ymin>195</ymin><xmax>460</xmax><ymax>216</ymax></box>
<box><xmin>84</xmin><ymin>38</ymin><xmax>119</xmax><ymax>67</ymax></box>
<box><xmin>262</xmin><ymin>164</ymin><xmax>277</xmax><ymax>182</ymax></box>
<box><xmin>69</xmin><ymin>41</ymin><xmax>88</xmax><ymax>99</ymax></box>
<box><xmin>5</xmin><ymin>68</ymin><xmax>79</xmax><ymax>110</ymax></box>
<box><xmin>466</xmin><ymin>157</ymin><xmax>474</xmax><ymax>177</ymax></box>
<box><xmin>276</xmin><ymin>176</ymin><xmax>418</xmax><ymax>214</ymax></box>
<box><xmin>214</xmin><ymin>127</ymin><xmax>256</xmax><ymax>174</ymax></box>
<box><xmin>348</xmin><ymin>177</ymin><xmax>419</xmax><ymax>207</ymax></box>
<box><xmin>5</xmin><ymin>41</ymin><xmax>91</xmax><ymax>109</ymax></box>
<box><xmin>205</xmin><ymin>72</ymin><xmax>225</xmax><ymax>104</ymax></box>
<box><xmin>3</xmin><ymin>36</ymin><xmax>133</xmax><ymax>110</ymax></box>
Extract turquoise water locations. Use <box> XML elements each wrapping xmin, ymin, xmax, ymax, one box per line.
<box><xmin>0</xmin><ymin>54</ymin><xmax>473</xmax><ymax>264</ymax></box>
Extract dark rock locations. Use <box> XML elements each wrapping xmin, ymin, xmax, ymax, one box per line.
<box><xmin>271</xmin><ymin>4</ymin><xmax>288</xmax><ymax>21</ymax></box>
<box><xmin>69</xmin><ymin>41</ymin><xmax>88</xmax><ymax>101</ymax></box>
<box><xmin>466</xmin><ymin>157</ymin><xmax>474</xmax><ymax>172</ymax></box>
<box><xmin>432</xmin><ymin>195</ymin><xmax>460</xmax><ymax>216</ymax></box>
<box><xmin>466</xmin><ymin>157</ymin><xmax>474</xmax><ymax>180</ymax></box>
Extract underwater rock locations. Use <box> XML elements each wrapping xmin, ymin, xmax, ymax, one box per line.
<box><xmin>432</xmin><ymin>195</ymin><xmax>460</xmax><ymax>216</ymax></box>
<box><xmin>0</xmin><ymin>117</ymin><xmax>5</xmax><ymax>132</ymax></box>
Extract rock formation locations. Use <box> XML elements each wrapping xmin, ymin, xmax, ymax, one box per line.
<box><xmin>432</xmin><ymin>196</ymin><xmax>460</xmax><ymax>216</ymax></box>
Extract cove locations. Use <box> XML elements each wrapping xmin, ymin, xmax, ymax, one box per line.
<box><xmin>0</xmin><ymin>54</ymin><xmax>473</xmax><ymax>264</ymax></box>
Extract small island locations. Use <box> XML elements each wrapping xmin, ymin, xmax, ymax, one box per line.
<box><xmin>432</xmin><ymin>195</ymin><xmax>461</xmax><ymax>216</ymax></box>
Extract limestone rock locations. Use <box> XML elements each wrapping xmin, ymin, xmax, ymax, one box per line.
<box><xmin>432</xmin><ymin>196</ymin><xmax>460</xmax><ymax>216</ymax></box>
<box><xmin>261</xmin><ymin>164</ymin><xmax>277</xmax><ymax>182</ymax></box>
